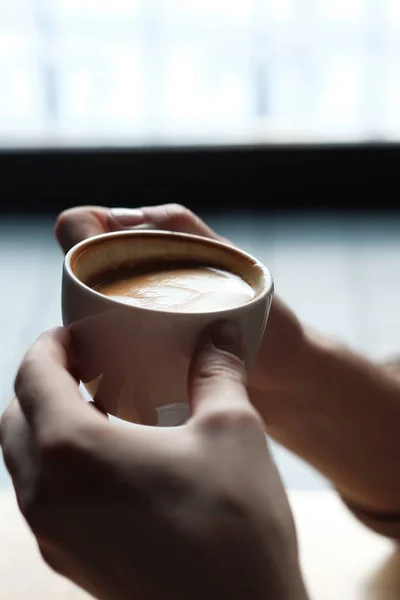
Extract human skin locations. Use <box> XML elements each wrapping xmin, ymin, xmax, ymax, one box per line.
<box><xmin>56</xmin><ymin>204</ymin><xmax>400</xmax><ymax>538</ymax></box>
<box><xmin>0</xmin><ymin>323</ymin><xmax>308</xmax><ymax>600</ymax></box>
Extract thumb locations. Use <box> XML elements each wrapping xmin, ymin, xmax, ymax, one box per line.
<box><xmin>189</xmin><ymin>322</ymin><xmax>253</xmax><ymax>424</ymax></box>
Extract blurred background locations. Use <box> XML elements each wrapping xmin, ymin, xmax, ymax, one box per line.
<box><xmin>1</xmin><ymin>1</ymin><xmax>400</xmax><ymax>492</ymax></box>
<box><xmin>3</xmin><ymin>0</ymin><xmax>400</xmax><ymax>145</ymax></box>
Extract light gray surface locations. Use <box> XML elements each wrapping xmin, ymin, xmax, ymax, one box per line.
<box><xmin>1</xmin><ymin>212</ymin><xmax>400</xmax><ymax>492</ymax></box>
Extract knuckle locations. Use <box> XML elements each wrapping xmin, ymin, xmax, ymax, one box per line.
<box><xmin>166</xmin><ymin>202</ymin><xmax>189</xmax><ymax>215</ymax></box>
<box><xmin>0</xmin><ymin>408</ymin><xmax>9</xmax><ymax>443</ymax></box>
<box><xmin>1</xmin><ymin>444</ymin><xmax>15</xmax><ymax>477</ymax></box>
<box><xmin>196</xmin><ymin>352</ymin><xmax>245</xmax><ymax>383</ymax></box>
<box><xmin>14</xmin><ymin>357</ymin><xmax>34</xmax><ymax>399</ymax></box>
<box><xmin>56</xmin><ymin>208</ymin><xmax>72</xmax><ymax>223</ymax></box>
<box><xmin>0</xmin><ymin>434</ymin><xmax>13</xmax><ymax>467</ymax></box>
<box><xmin>38</xmin><ymin>424</ymin><xmax>96</xmax><ymax>462</ymax></box>
<box><xmin>200</xmin><ymin>407</ymin><xmax>261</xmax><ymax>432</ymax></box>
<box><xmin>39</xmin><ymin>431</ymin><xmax>78</xmax><ymax>460</ymax></box>
<box><xmin>0</xmin><ymin>411</ymin><xmax>23</xmax><ymax>479</ymax></box>
<box><xmin>55</xmin><ymin>208</ymin><xmax>75</xmax><ymax>231</ymax></box>
<box><xmin>14</xmin><ymin>331</ymin><xmax>61</xmax><ymax>400</ymax></box>
<box><xmin>54</xmin><ymin>211</ymin><xmax>71</xmax><ymax>240</ymax></box>
<box><xmin>164</xmin><ymin>203</ymin><xmax>193</xmax><ymax>227</ymax></box>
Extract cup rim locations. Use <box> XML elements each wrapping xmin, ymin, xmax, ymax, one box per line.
<box><xmin>64</xmin><ymin>229</ymin><xmax>274</xmax><ymax>315</ymax></box>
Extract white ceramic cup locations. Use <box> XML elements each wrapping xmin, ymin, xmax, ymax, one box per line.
<box><xmin>62</xmin><ymin>230</ymin><xmax>274</xmax><ymax>427</ymax></box>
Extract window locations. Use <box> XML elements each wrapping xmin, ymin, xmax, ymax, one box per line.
<box><xmin>0</xmin><ymin>0</ymin><xmax>398</xmax><ymax>146</ymax></box>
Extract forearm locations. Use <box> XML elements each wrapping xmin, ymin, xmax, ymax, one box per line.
<box><xmin>251</xmin><ymin>330</ymin><xmax>400</xmax><ymax>521</ymax></box>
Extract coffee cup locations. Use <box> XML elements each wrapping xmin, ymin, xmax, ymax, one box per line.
<box><xmin>62</xmin><ymin>230</ymin><xmax>273</xmax><ymax>427</ymax></box>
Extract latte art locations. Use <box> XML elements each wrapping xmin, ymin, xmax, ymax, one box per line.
<box><xmin>91</xmin><ymin>263</ymin><xmax>255</xmax><ymax>313</ymax></box>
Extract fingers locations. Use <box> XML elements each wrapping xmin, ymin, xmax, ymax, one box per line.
<box><xmin>189</xmin><ymin>322</ymin><xmax>257</xmax><ymax>427</ymax></box>
<box><xmin>55</xmin><ymin>206</ymin><xmax>113</xmax><ymax>253</ymax></box>
<box><xmin>55</xmin><ymin>204</ymin><xmax>224</xmax><ymax>254</ymax></box>
<box><xmin>0</xmin><ymin>398</ymin><xmax>39</xmax><ymax>510</ymax></box>
<box><xmin>110</xmin><ymin>204</ymin><xmax>220</xmax><ymax>240</ymax></box>
<box><xmin>14</xmin><ymin>328</ymin><xmax>102</xmax><ymax>441</ymax></box>
<box><xmin>0</xmin><ymin>398</ymin><xmax>38</xmax><ymax>494</ymax></box>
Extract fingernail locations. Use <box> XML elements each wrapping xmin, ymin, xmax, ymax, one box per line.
<box><xmin>110</xmin><ymin>208</ymin><xmax>145</xmax><ymax>226</ymax></box>
<box><xmin>210</xmin><ymin>322</ymin><xmax>243</xmax><ymax>359</ymax></box>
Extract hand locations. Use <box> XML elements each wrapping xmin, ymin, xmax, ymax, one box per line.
<box><xmin>0</xmin><ymin>325</ymin><xmax>307</xmax><ymax>600</ymax></box>
<box><xmin>54</xmin><ymin>205</ymin><xmax>400</xmax><ymax>528</ymax></box>
<box><xmin>55</xmin><ymin>205</ymin><xmax>307</xmax><ymax>418</ymax></box>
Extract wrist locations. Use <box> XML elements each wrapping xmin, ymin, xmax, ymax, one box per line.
<box><xmin>296</xmin><ymin>326</ymin><xmax>349</xmax><ymax>390</ymax></box>
<box><xmin>250</xmin><ymin>327</ymin><xmax>336</xmax><ymax>430</ymax></box>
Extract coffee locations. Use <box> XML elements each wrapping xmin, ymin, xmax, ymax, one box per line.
<box><xmin>90</xmin><ymin>262</ymin><xmax>255</xmax><ymax>313</ymax></box>
<box><xmin>64</xmin><ymin>229</ymin><xmax>273</xmax><ymax>425</ymax></box>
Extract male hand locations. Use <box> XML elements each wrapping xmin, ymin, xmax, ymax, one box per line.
<box><xmin>1</xmin><ymin>324</ymin><xmax>307</xmax><ymax>600</ymax></box>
